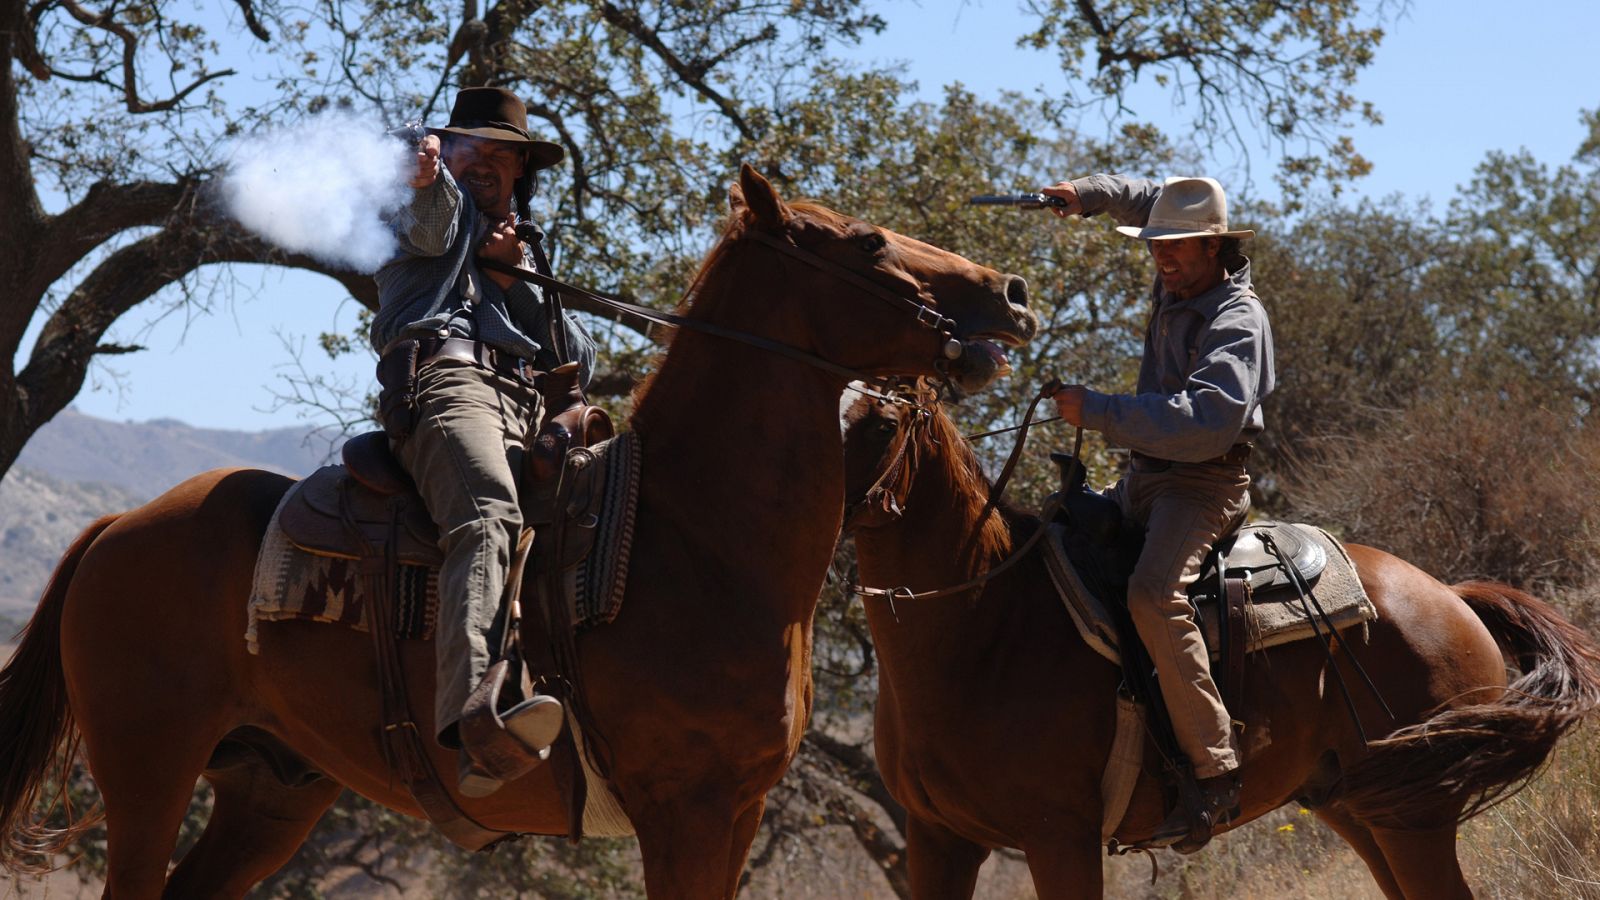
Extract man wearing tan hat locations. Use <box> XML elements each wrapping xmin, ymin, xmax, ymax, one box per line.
<box><xmin>1041</xmin><ymin>173</ymin><xmax>1274</xmax><ymax>850</ymax></box>
<box><xmin>371</xmin><ymin>86</ymin><xmax>596</xmax><ymax>796</ymax></box>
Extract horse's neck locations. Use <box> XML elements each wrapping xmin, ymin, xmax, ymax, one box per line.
<box><xmin>854</xmin><ymin>430</ymin><xmax>1015</xmax><ymax>648</ymax></box>
<box><xmin>633</xmin><ymin>330</ymin><xmax>847</xmax><ymax>616</ymax></box>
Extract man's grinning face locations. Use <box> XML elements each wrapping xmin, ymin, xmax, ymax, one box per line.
<box><xmin>1148</xmin><ymin>236</ymin><xmax>1222</xmax><ymax>300</ymax></box>
<box><xmin>441</xmin><ymin>136</ymin><xmax>527</xmax><ymax>216</ymax></box>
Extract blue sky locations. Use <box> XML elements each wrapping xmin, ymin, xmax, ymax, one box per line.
<box><xmin>31</xmin><ymin>0</ymin><xmax>1599</xmax><ymax>432</ymax></box>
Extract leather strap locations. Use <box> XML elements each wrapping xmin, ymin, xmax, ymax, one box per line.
<box><xmin>413</xmin><ymin>336</ymin><xmax>541</xmax><ymax>384</ymax></box>
<box><xmin>473</xmin><ymin>256</ymin><xmax>914</xmax><ymax>394</ymax></box>
<box><xmin>536</xmin><ymin>447</ymin><xmax>599</xmax><ymax>841</ymax></box>
<box><xmin>1223</xmin><ymin>576</ymin><xmax>1250</xmax><ymax>727</ymax></box>
<box><xmin>341</xmin><ymin>484</ymin><xmax>514</xmax><ymax>851</ymax></box>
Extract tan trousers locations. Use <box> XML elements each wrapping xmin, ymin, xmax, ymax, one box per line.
<box><xmin>1110</xmin><ymin>462</ymin><xmax>1250</xmax><ymax>778</ymax></box>
<box><xmin>392</xmin><ymin>359</ymin><xmax>542</xmax><ymax>746</ymax></box>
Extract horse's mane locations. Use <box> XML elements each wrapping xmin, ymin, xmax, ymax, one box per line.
<box><xmin>628</xmin><ymin>212</ymin><xmax>747</xmax><ymax>421</ymax></box>
<box><xmin>920</xmin><ymin>400</ymin><xmax>1021</xmax><ymax>564</ymax></box>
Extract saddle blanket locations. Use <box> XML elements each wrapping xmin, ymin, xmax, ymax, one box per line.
<box><xmin>1043</xmin><ymin>522</ymin><xmax>1377</xmax><ymax>668</ymax></box>
<box><xmin>246</xmin><ymin>431</ymin><xmax>642</xmax><ymax>654</ymax></box>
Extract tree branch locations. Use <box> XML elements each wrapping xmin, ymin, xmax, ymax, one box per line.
<box><xmin>805</xmin><ymin>730</ymin><xmax>908</xmax><ymax>836</ymax></box>
<box><xmin>25</xmin><ymin>179</ymin><xmax>196</xmax><ymax>306</ymax></box>
<box><xmin>55</xmin><ymin>0</ymin><xmax>234</xmax><ymax>113</ymax></box>
<box><xmin>232</xmin><ymin>0</ymin><xmax>272</xmax><ymax>42</ymax></box>
<box><xmin>596</xmin><ymin>2</ymin><xmax>757</xmax><ymax>141</ymax></box>
<box><xmin>0</xmin><ymin>1</ymin><xmax>45</xmax><ymax>237</ymax></box>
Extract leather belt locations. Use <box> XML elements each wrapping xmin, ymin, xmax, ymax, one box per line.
<box><xmin>1129</xmin><ymin>443</ymin><xmax>1252</xmax><ymax>473</ymax></box>
<box><xmin>414</xmin><ymin>336</ymin><xmax>540</xmax><ymax>385</ymax></box>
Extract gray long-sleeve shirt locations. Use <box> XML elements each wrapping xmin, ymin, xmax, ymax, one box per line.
<box><xmin>1071</xmin><ymin>174</ymin><xmax>1275</xmax><ymax>463</ymax></box>
<box><xmin>370</xmin><ymin>168</ymin><xmax>597</xmax><ymax>386</ymax></box>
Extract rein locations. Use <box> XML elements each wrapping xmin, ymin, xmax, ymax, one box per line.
<box><xmin>853</xmin><ymin>494</ymin><xmax>1063</xmax><ymax>604</ymax></box>
<box><xmin>848</xmin><ymin>382</ymin><xmax>1064</xmax><ymax>604</ymax></box>
<box><xmin>478</xmin><ymin>224</ymin><xmax>962</xmax><ymax>391</ymax></box>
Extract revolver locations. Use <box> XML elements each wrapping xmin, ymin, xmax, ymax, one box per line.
<box><xmin>968</xmin><ymin>193</ymin><xmax>1068</xmax><ymax>210</ymax></box>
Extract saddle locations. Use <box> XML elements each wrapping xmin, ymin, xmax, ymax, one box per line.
<box><xmin>1036</xmin><ymin>451</ymin><xmax>1324</xmax><ymax>662</ymax></box>
<box><xmin>273</xmin><ymin>362</ymin><xmax>617</xmax><ymax>851</ymax></box>
<box><xmin>277</xmin><ymin>362</ymin><xmax>611</xmax><ymax>571</ymax></box>
<box><xmin>1043</xmin><ymin>451</ymin><xmax>1373</xmax><ymax>852</ymax></box>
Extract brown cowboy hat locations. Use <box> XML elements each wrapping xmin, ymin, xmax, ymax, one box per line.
<box><xmin>429</xmin><ymin>86</ymin><xmax>564</xmax><ymax>172</ymax></box>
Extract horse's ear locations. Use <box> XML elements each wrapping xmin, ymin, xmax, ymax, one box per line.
<box><xmin>733</xmin><ymin>162</ymin><xmax>788</xmax><ymax>231</ymax></box>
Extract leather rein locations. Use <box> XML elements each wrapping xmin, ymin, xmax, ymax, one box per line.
<box><xmin>478</xmin><ymin>226</ymin><xmax>965</xmax><ymax>391</ymax></box>
<box><xmin>848</xmin><ymin>381</ymin><xmax>1064</xmax><ymax>604</ymax></box>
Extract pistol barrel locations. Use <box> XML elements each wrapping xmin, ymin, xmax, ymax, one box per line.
<box><xmin>968</xmin><ymin>193</ymin><xmax>1067</xmax><ymax>210</ymax></box>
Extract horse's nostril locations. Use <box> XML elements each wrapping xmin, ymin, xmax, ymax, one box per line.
<box><xmin>1006</xmin><ymin>275</ymin><xmax>1030</xmax><ymax>308</ymax></box>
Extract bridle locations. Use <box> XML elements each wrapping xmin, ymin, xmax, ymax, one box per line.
<box><xmin>479</xmin><ymin>221</ymin><xmax>969</xmax><ymax>392</ymax></box>
<box><xmin>845</xmin><ymin>380</ymin><xmax>1065</xmax><ymax>604</ymax></box>
<box><xmin>841</xmin><ymin>384</ymin><xmax>935</xmax><ymax>530</ymax></box>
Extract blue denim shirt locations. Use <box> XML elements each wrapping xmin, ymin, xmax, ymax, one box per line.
<box><xmin>1071</xmin><ymin>174</ymin><xmax>1275</xmax><ymax>462</ymax></box>
<box><xmin>370</xmin><ymin>168</ymin><xmax>597</xmax><ymax>386</ymax></box>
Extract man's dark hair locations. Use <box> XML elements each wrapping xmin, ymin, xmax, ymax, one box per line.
<box><xmin>1219</xmin><ymin>236</ymin><xmax>1245</xmax><ymax>268</ymax></box>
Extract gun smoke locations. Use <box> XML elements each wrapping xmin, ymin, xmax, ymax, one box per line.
<box><xmin>221</xmin><ymin>109</ymin><xmax>411</xmax><ymax>273</ymax></box>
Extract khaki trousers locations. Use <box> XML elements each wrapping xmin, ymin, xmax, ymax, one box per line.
<box><xmin>1110</xmin><ymin>462</ymin><xmax>1250</xmax><ymax>778</ymax></box>
<box><xmin>391</xmin><ymin>359</ymin><xmax>542</xmax><ymax>745</ymax></box>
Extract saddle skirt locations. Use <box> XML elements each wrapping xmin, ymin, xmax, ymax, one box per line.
<box><xmin>1042</xmin><ymin>519</ymin><xmax>1376</xmax><ymax>667</ymax></box>
<box><xmin>245</xmin><ymin>430</ymin><xmax>643</xmax><ymax>650</ymax></box>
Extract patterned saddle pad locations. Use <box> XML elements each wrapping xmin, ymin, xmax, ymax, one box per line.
<box><xmin>1043</xmin><ymin>521</ymin><xmax>1377</xmax><ymax>667</ymax></box>
<box><xmin>246</xmin><ymin>431</ymin><xmax>642</xmax><ymax>652</ymax></box>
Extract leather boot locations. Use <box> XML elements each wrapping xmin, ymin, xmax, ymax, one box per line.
<box><xmin>456</xmin><ymin>693</ymin><xmax>563</xmax><ymax>797</ymax></box>
<box><xmin>1150</xmin><ymin>771</ymin><xmax>1240</xmax><ymax>853</ymax></box>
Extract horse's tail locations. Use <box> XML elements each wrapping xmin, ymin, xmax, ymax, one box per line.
<box><xmin>0</xmin><ymin>514</ymin><xmax>119</xmax><ymax>874</ymax></box>
<box><xmin>1341</xmin><ymin>581</ymin><xmax>1600</xmax><ymax>829</ymax></box>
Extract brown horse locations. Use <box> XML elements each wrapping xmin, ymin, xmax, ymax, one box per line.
<box><xmin>840</xmin><ymin>385</ymin><xmax>1600</xmax><ymax>899</ymax></box>
<box><xmin>0</xmin><ymin>165</ymin><xmax>1037</xmax><ymax>899</ymax></box>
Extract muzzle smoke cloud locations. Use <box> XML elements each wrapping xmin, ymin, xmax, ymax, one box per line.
<box><xmin>221</xmin><ymin>109</ymin><xmax>410</xmax><ymax>273</ymax></box>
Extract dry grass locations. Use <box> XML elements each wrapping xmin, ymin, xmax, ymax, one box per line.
<box><xmin>1455</xmin><ymin>723</ymin><xmax>1600</xmax><ymax>899</ymax></box>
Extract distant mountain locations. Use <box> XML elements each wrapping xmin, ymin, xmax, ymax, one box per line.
<box><xmin>17</xmin><ymin>408</ymin><xmax>339</xmax><ymax>501</ymax></box>
<box><xmin>1</xmin><ymin>410</ymin><xmax>337</xmax><ymax>616</ymax></box>
<box><xmin>0</xmin><ymin>468</ymin><xmax>147</xmax><ymax>616</ymax></box>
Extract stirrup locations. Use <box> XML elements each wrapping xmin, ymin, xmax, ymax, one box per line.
<box><xmin>459</xmin><ymin>659</ymin><xmax>563</xmax><ymax>784</ymax></box>
<box><xmin>1150</xmin><ymin>772</ymin><xmax>1239</xmax><ymax>854</ymax></box>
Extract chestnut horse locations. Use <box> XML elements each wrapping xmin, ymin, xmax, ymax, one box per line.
<box><xmin>840</xmin><ymin>386</ymin><xmax>1600</xmax><ymax>899</ymax></box>
<box><xmin>0</xmin><ymin>166</ymin><xmax>1037</xmax><ymax>899</ymax></box>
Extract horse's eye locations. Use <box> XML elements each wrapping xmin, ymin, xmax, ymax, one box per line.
<box><xmin>876</xmin><ymin>421</ymin><xmax>898</xmax><ymax>435</ymax></box>
<box><xmin>860</xmin><ymin>232</ymin><xmax>887</xmax><ymax>255</ymax></box>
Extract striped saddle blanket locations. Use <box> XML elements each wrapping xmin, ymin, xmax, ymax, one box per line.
<box><xmin>246</xmin><ymin>431</ymin><xmax>642</xmax><ymax>652</ymax></box>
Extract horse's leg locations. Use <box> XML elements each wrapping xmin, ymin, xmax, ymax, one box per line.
<box><xmin>163</xmin><ymin>765</ymin><xmax>342</xmax><ymax>899</ymax></box>
<box><xmin>633</xmin><ymin>793</ymin><xmax>749</xmax><ymax>900</ymax></box>
<box><xmin>1369</xmin><ymin>825</ymin><xmax>1474</xmax><ymax>899</ymax></box>
<box><xmin>720</xmin><ymin>797</ymin><xmax>767</xmax><ymax>898</ymax></box>
<box><xmin>904</xmin><ymin>816</ymin><xmax>990</xmax><ymax>900</ymax></box>
<box><xmin>1020</xmin><ymin>832</ymin><xmax>1103</xmax><ymax>900</ymax></box>
<box><xmin>83</xmin><ymin>738</ymin><xmax>215</xmax><ymax>900</ymax></box>
<box><xmin>1313</xmin><ymin>804</ymin><xmax>1404</xmax><ymax>899</ymax></box>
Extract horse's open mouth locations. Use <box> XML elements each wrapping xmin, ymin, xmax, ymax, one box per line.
<box><xmin>965</xmin><ymin>334</ymin><xmax>1020</xmax><ymax>375</ymax></box>
<box><xmin>960</xmin><ymin>337</ymin><xmax>1014</xmax><ymax>378</ymax></box>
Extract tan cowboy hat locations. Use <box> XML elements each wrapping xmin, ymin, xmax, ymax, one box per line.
<box><xmin>429</xmin><ymin>86</ymin><xmax>564</xmax><ymax>172</ymax></box>
<box><xmin>1115</xmin><ymin>176</ymin><xmax>1254</xmax><ymax>241</ymax></box>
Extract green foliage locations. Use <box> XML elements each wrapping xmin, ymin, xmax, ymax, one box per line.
<box><xmin>1018</xmin><ymin>0</ymin><xmax>1390</xmax><ymax>200</ymax></box>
